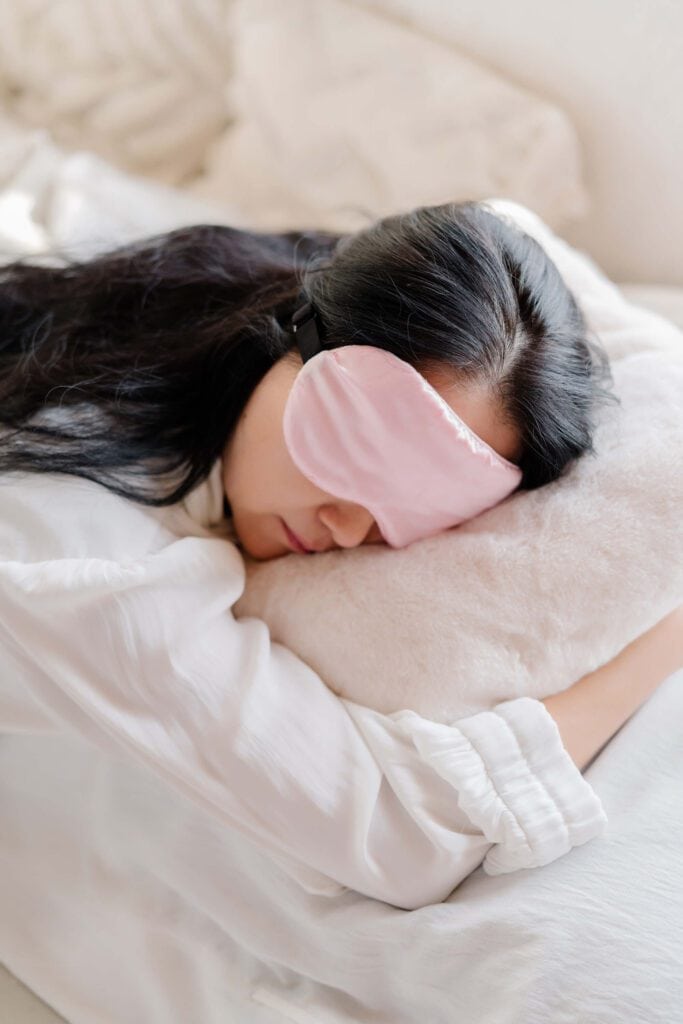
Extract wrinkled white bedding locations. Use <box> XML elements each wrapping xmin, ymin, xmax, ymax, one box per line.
<box><xmin>2</xmin><ymin>670</ymin><xmax>682</xmax><ymax>1024</ymax></box>
<box><xmin>1</xmin><ymin>138</ymin><xmax>683</xmax><ymax>1024</ymax></box>
<box><xmin>0</xmin><ymin>0</ymin><xmax>586</xmax><ymax>232</ymax></box>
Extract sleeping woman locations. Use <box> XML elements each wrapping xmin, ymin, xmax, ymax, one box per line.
<box><xmin>0</xmin><ymin>201</ymin><xmax>681</xmax><ymax>909</ymax></box>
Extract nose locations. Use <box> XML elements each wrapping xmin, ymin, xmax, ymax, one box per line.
<box><xmin>317</xmin><ymin>503</ymin><xmax>377</xmax><ymax>549</ymax></box>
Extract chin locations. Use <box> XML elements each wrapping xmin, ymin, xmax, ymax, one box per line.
<box><xmin>233</xmin><ymin>520</ymin><xmax>288</xmax><ymax>561</ymax></box>
<box><xmin>247</xmin><ymin>545</ymin><xmax>289</xmax><ymax>562</ymax></box>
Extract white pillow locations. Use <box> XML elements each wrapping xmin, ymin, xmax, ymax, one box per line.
<box><xmin>190</xmin><ymin>0</ymin><xmax>587</xmax><ymax>233</ymax></box>
<box><xmin>0</xmin><ymin>119</ymin><xmax>244</xmax><ymax>260</ymax></box>
<box><xmin>0</xmin><ymin>0</ymin><xmax>233</xmax><ymax>185</ymax></box>
<box><xmin>233</xmin><ymin>203</ymin><xmax>683</xmax><ymax>721</ymax></box>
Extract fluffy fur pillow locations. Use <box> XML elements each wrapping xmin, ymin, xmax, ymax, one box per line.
<box><xmin>233</xmin><ymin>202</ymin><xmax>683</xmax><ymax>721</ymax></box>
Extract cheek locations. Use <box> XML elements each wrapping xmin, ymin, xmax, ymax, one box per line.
<box><xmin>224</xmin><ymin>429</ymin><xmax>280</xmax><ymax>505</ymax></box>
<box><xmin>226</xmin><ymin>449</ymin><xmax>321</xmax><ymax>517</ymax></box>
<box><xmin>231</xmin><ymin>514</ymin><xmax>287</xmax><ymax>561</ymax></box>
<box><xmin>277</xmin><ymin>445</ymin><xmax>333</xmax><ymax>510</ymax></box>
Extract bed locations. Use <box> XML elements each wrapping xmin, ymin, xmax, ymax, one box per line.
<box><xmin>2</xmin><ymin>669</ymin><xmax>682</xmax><ymax>1023</ymax></box>
<box><xmin>1</xmin><ymin>4</ymin><xmax>682</xmax><ymax>1021</ymax></box>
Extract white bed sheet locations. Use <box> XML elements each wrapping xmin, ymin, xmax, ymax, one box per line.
<box><xmin>0</xmin><ymin>965</ymin><xmax>66</xmax><ymax>1024</ymax></box>
<box><xmin>2</xmin><ymin>665</ymin><xmax>682</xmax><ymax>1024</ymax></box>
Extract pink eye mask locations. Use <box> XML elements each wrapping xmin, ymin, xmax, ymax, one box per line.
<box><xmin>283</xmin><ymin>343</ymin><xmax>523</xmax><ymax>549</ymax></box>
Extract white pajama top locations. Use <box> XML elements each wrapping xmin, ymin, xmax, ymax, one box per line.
<box><xmin>0</xmin><ymin>460</ymin><xmax>606</xmax><ymax>911</ymax></box>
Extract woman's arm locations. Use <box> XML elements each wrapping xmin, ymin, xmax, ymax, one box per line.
<box><xmin>543</xmin><ymin>605</ymin><xmax>683</xmax><ymax>771</ymax></box>
<box><xmin>3</xmin><ymin>526</ymin><xmax>680</xmax><ymax>909</ymax></box>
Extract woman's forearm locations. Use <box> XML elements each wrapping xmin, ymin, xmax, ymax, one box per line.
<box><xmin>542</xmin><ymin>606</ymin><xmax>683</xmax><ymax>771</ymax></box>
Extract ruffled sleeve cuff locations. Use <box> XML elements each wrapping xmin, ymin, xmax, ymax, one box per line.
<box><xmin>394</xmin><ymin>696</ymin><xmax>607</xmax><ymax>876</ymax></box>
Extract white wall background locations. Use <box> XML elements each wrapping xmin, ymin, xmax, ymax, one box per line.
<box><xmin>364</xmin><ymin>0</ymin><xmax>683</xmax><ymax>285</ymax></box>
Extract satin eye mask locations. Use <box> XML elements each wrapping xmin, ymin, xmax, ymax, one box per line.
<box><xmin>284</xmin><ymin>300</ymin><xmax>523</xmax><ymax>548</ymax></box>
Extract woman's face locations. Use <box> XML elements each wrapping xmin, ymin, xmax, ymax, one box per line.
<box><xmin>222</xmin><ymin>351</ymin><xmax>522</xmax><ymax>561</ymax></box>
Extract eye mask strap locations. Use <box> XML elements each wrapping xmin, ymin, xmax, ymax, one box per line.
<box><xmin>291</xmin><ymin>296</ymin><xmax>325</xmax><ymax>364</ymax></box>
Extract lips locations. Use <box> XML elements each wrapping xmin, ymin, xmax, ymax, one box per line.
<box><xmin>282</xmin><ymin>520</ymin><xmax>313</xmax><ymax>554</ymax></box>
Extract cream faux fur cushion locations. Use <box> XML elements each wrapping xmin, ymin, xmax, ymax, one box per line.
<box><xmin>190</xmin><ymin>0</ymin><xmax>587</xmax><ymax>232</ymax></box>
<box><xmin>233</xmin><ymin>202</ymin><xmax>683</xmax><ymax>721</ymax></box>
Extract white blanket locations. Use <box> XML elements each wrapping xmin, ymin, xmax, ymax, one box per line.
<box><xmin>2</xmin><ymin>672</ymin><xmax>682</xmax><ymax>1024</ymax></box>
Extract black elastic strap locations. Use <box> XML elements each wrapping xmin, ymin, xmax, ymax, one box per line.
<box><xmin>291</xmin><ymin>298</ymin><xmax>325</xmax><ymax>363</ymax></box>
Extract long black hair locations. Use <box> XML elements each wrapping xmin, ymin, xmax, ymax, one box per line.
<box><xmin>0</xmin><ymin>201</ymin><xmax>615</xmax><ymax>505</ymax></box>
